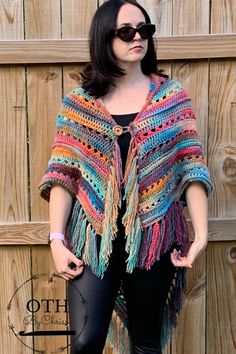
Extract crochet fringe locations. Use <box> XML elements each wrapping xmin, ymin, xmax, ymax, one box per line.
<box><xmin>98</xmin><ymin>142</ymin><xmax>123</xmax><ymax>276</ymax></box>
<box><xmin>137</xmin><ymin>201</ymin><xmax>190</xmax><ymax>269</ymax></box>
<box><xmin>99</xmin><ymin>172</ymin><xmax>119</xmax><ymax>275</ymax></box>
<box><xmin>161</xmin><ymin>267</ymin><xmax>187</xmax><ymax>349</ymax></box>
<box><xmin>66</xmin><ymin>199</ymin><xmax>189</xmax><ymax>279</ymax></box>
<box><xmin>66</xmin><ymin>201</ymin><xmax>100</xmax><ymax>275</ymax></box>
<box><xmin>106</xmin><ymin>287</ymin><xmax>130</xmax><ymax>353</ymax></box>
<box><xmin>66</xmin><ymin>143</ymin><xmax>123</xmax><ymax>277</ymax></box>
<box><xmin>107</xmin><ymin>312</ymin><xmax>130</xmax><ymax>354</ymax></box>
<box><xmin>122</xmin><ymin>144</ymin><xmax>143</xmax><ymax>273</ymax></box>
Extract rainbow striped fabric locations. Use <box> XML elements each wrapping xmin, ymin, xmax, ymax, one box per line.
<box><xmin>39</xmin><ymin>74</ymin><xmax>212</xmax><ymax>349</ymax></box>
<box><xmin>39</xmin><ymin>74</ymin><xmax>212</xmax><ymax>277</ymax></box>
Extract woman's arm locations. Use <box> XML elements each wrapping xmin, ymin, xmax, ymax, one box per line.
<box><xmin>171</xmin><ymin>182</ymin><xmax>208</xmax><ymax>268</ymax></box>
<box><xmin>49</xmin><ymin>184</ymin><xmax>84</xmax><ymax>280</ymax></box>
<box><xmin>49</xmin><ymin>184</ymin><xmax>73</xmax><ymax>234</ymax></box>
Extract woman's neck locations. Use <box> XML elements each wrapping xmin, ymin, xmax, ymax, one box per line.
<box><xmin>101</xmin><ymin>64</ymin><xmax>151</xmax><ymax>114</ymax></box>
<box><xmin>113</xmin><ymin>62</ymin><xmax>147</xmax><ymax>90</ymax></box>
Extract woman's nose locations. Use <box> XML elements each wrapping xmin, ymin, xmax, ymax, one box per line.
<box><xmin>133</xmin><ymin>31</ymin><xmax>142</xmax><ymax>40</ymax></box>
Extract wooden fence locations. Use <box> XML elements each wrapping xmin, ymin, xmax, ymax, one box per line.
<box><xmin>0</xmin><ymin>1</ymin><xmax>235</xmax><ymax>353</ymax></box>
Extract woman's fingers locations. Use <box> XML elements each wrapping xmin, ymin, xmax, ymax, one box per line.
<box><xmin>61</xmin><ymin>273</ymin><xmax>72</xmax><ymax>281</ymax></box>
<box><xmin>171</xmin><ymin>240</ymin><xmax>207</xmax><ymax>268</ymax></box>
<box><xmin>67</xmin><ymin>262</ymin><xmax>84</xmax><ymax>278</ymax></box>
<box><xmin>68</xmin><ymin>256</ymin><xmax>84</xmax><ymax>277</ymax></box>
<box><xmin>51</xmin><ymin>242</ymin><xmax>84</xmax><ymax>280</ymax></box>
<box><xmin>69</xmin><ymin>256</ymin><xmax>84</xmax><ymax>270</ymax></box>
<box><xmin>58</xmin><ymin>267</ymin><xmax>83</xmax><ymax>280</ymax></box>
<box><xmin>170</xmin><ymin>249</ymin><xmax>191</xmax><ymax>268</ymax></box>
<box><xmin>58</xmin><ymin>261</ymin><xmax>84</xmax><ymax>280</ymax></box>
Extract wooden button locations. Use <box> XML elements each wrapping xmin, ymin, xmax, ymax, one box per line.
<box><xmin>113</xmin><ymin>125</ymin><xmax>123</xmax><ymax>136</ymax></box>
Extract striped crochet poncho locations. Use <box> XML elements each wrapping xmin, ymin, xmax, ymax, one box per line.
<box><xmin>39</xmin><ymin>74</ymin><xmax>212</xmax><ymax>348</ymax></box>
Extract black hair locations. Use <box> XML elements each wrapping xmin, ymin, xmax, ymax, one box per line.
<box><xmin>81</xmin><ymin>0</ymin><xmax>166</xmax><ymax>97</ymax></box>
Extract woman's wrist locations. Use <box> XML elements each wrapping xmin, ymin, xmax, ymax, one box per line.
<box><xmin>50</xmin><ymin>239</ymin><xmax>65</xmax><ymax>247</ymax></box>
<box><xmin>48</xmin><ymin>232</ymin><xmax>65</xmax><ymax>245</ymax></box>
<box><xmin>193</xmin><ymin>232</ymin><xmax>208</xmax><ymax>244</ymax></box>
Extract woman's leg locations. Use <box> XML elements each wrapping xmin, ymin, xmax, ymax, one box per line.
<box><xmin>122</xmin><ymin>250</ymin><xmax>176</xmax><ymax>354</ymax></box>
<box><xmin>68</xmin><ymin>258</ymin><xmax>122</xmax><ymax>354</ymax></box>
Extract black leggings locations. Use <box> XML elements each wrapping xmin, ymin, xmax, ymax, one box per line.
<box><xmin>68</xmin><ymin>228</ymin><xmax>176</xmax><ymax>354</ymax></box>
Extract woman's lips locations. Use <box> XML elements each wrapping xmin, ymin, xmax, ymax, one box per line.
<box><xmin>130</xmin><ymin>45</ymin><xmax>143</xmax><ymax>51</ymax></box>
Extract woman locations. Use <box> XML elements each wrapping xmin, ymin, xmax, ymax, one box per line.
<box><xmin>39</xmin><ymin>1</ymin><xmax>212</xmax><ymax>353</ymax></box>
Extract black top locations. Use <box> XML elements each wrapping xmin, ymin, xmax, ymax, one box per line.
<box><xmin>112</xmin><ymin>112</ymin><xmax>137</xmax><ymax>175</ymax></box>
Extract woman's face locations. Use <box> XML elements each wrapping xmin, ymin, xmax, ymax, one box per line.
<box><xmin>112</xmin><ymin>3</ymin><xmax>148</xmax><ymax>66</ymax></box>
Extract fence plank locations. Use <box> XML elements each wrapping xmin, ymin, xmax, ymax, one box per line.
<box><xmin>63</xmin><ymin>65</ymin><xmax>84</xmax><ymax>95</ymax></box>
<box><xmin>207</xmin><ymin>242</ymin><xmax>236</xmax><ymax>354</ymax></box>
<box><xmin>0</xmin><ymin>218</ymin><xmax>235</xmax><ymax>245</ymax></box>
<box><xmin>208</xmin><ymin>60</ymin><xmax>236</xmax><ymax>218</ymax></box>
<box><xmin>211</xmin><ymin>0</ymin><xmax>236</xmax><ymax>33</ymax></box>
<box><xmin>173</xmin><ymin>0</ymin><xmax>210</xmax><ymax>34</ymax></box>
<box><xmin>24</xmin><ymin>0</ymin><xmax>61</xmax><ymax>39</ymax></box>
<box><xmin>0</xmin><ymin>2</ymin><xmax>30</xmax><ymax>354</ymax></box>
<box><xmin>31</xmin><ymin>246</ymin><xmax>68</xmax><ymax>354</ymax></box>
<box><xmin>25</xmin><ymin>0</ymin><xmax>62</xmax><ymax>221</ymax></box>
<box><xmin>61</xmin><ymin>0</ymin><xmax>97</xmax><ymax>38</ymax></box>
<box><xmin>0</xmin><ymin>222</ymin><xmax>48</xmax><ymax>244</ymax></box>
<box><xmin>1</xmin><ymin>34</ymin><xmax>236</xmax><ymax>64</ymax></box>
<box><xmin>0</xmin><ymin>246</ymin><xmax>32</xmax><ymax>354</ymax></box>
<box><xmin>0</xmin><ymin>0</ymin><xmax>24</xmax><ymax>39</ymax></box>
<box><xmin>27</xmin><ymin>65</ymin><xmax>62</xmax><ymax>221</ymax></box>
<box><xmin>0</xmin><ymin>66</ymin><xmax>28</xmax><ymax>221</ymax></box>
<box><xmin>24</xmin><ymin>1</ymin><xmax>64</xmax><ymax>352</ymax></box>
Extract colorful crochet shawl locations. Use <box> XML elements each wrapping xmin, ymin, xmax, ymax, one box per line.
<box><xmin>39</xmin><ymin>74</ymin><xmax>212</xmax><ymax>349</ymax></box>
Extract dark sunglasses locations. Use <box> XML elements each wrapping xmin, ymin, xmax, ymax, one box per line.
<box><xmin>113</xmin><ymin>23</ymin><xmax>156</xmax><ymax>42</ymax></box>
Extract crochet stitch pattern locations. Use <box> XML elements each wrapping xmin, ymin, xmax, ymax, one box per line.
<box><xmin>39</xmin><ymin>74</ymin><xmax>212</xmax><ymax>349</ymax></box>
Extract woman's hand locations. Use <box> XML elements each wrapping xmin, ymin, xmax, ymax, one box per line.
<box><xmin>171</xmin><ymin>182</ymin><xmax>209</xmax><ymax>268</ymax></box>
<box><xmin>50</xmin><ymin>239</ymin><xmax>84</xmax><ymax>280</ymax></box>
<box><xmin>170</xmin><ymin>239</ymin><xmax>207</xmax><ymax>268</ymax></box>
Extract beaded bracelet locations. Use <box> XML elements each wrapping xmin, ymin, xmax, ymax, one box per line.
<box><xmin>48</xmin><ymin>233</ymin><xmax>65</xmax><ymax>245</ymax></box>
